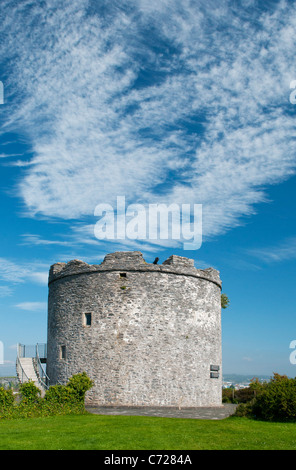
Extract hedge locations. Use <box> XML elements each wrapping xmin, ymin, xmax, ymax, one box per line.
<box><xmin>0</xmin><ymin>372</ymin><xmax>93</xmax><ymax>419</ymax></box>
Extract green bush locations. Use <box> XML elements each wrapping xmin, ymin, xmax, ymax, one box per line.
<box><xmin>44</xmin><ymin>384</ymin><xmax>76</xmax><ymax>404</ymax></box>
<box><xmin>0</xmin><ymin>373</ymin><xmax>93</xmax><ymax>420</ymax></box>
<box><xmin>222</xmin><ymin>395</ymin><xmax>232</xmax><ymax>404</ymax></box>
<box><xmin>0</xmin><ymin>387</ymin><xmax>14</xmax><ymax>410</ymax></box>
<box><xmin>66</xmin><ymin>372</ymin><xmax>94</xmax><ymax>402</ymax></box>
<box><xmin>19</xmin><ymin>381</ymin><xmax>41</xmax><ymax>404</ymax></box>
<box><xmin>252</xmin><ymin>374</ymin><xmax>296</xmax><ymax>422</ymax></box>
<box><xmin>43</xmin><ymin>384</ymin><xmax>83</xmax><ymax>415</ymax></box>
<box><xmin>234</xmin><ymin>402</ymin><xmax>254</xmax><ymax>418</ymax></box>
<box><xmin>222</xmin><ymin>386</ymin><xmax>256</xmax><ymax>404</ymax></box>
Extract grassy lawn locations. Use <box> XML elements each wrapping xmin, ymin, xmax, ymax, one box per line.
<box><xmin>0</xmin><ymin>414</ymin><xmax>296</xmax><ymax>450</ymax></box>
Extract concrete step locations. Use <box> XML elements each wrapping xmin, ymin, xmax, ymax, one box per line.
<box><xmin>17</xmin><ymin>357</ymin><xmax>42</xmax><ymax>389</ymax></box>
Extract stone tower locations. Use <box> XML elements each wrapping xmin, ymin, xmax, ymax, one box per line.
<box><xmin>46</xmin><ymin>251</ymin><xmax>222</xmax><ymax>407</ymax></box>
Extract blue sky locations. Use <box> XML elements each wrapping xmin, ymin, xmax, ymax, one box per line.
<box><xmin>0</xmin><ymin>0</ymin><xmax>296</xmax><ymax>377</ymax></box>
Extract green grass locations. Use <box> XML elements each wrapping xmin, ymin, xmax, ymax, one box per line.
<box><xmin>0</xmin><ymin>414</ymin><xmax>296</xmax><ymax>450</ymax></box>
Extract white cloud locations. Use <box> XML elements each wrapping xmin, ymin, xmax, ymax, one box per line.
<box><xmin>1</xmin><ymin>0</ymin><xmax>296</xmax><ymax>243</ymax></box>
<box><xmin>14</xmin><ymin>302</ymin><xmax>47</xmax><ymax>312</ymax></box>
<box><xmin>0</xmin><ymin>258</ymin><xmax>48</xmax><ymax>285</ymax></box>
<box><xmin>0</xmin><ymin>153</ymin><xmax>23</xmax><ymax>158</ymax></box>
<box><xmin>21</xmin><ymin>234</ymin><xmax>72</xmax><ymax>247</ymax></box>
<box><xmin>27</xmin><ymin>272</ymin><xmax>49</xmax><ymax>285</ymax></box>
<box><xmin>242</xmin><ymin>357</ymin><xmax>253</xmax><ymax>362</ymax></box>
<box><xmin>248</xmin><ymin>237</ymin><xmax>296</xmax><ymax>263</ymax></box>
<box><xmin>0</xmin><ymin>286</ymin><xmax>13</xmax><ymax>297</ymax></box>
<box><xmin>0</xmin><ymin>258</ymin><xmax>29</xmax><ymax>283</ymax></box>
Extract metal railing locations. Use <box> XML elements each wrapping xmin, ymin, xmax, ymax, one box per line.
<box><xmin>18</xmin><ymin>343</ymin><xmax>36</xmax><ymax>358</ymax></box>
<box><xmin>16</xmin><ymin>343</ymin><xmax>49</xmax><ymax>390</ymax></box>
<box><xmin>16</xmin><ymin>354</ymin><xmax>29</xmax><ymax>383</ymax></box>
<box><xmin>17</xmin><ymin>343</ymin><xmax>47</xmax><ymax>360</ymax></box>
<box><xmin>36</xmin><ymin>343</ymin><xmax>50</xmax><ymax>389</ymax></box>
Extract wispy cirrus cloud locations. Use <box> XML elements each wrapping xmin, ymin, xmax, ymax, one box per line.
<box><xmin>0</xmin><ymin>258</ymin><xmax>48</xmax><ymax>286</ymax></box>
<box><xmin>0</xmin><ymin>153</ymin><xmax>22</xmax><ymax>158</ymax></box>
<box><xmin>0</xmin><ymin>0</ymin><xmax>296</xmax><ymax>244</ymax></box>
<box><xmin>14</xmin><ymin>302</ymin><xmax>47</xmax><ymax>312</ymax></box>
<box><xmin>0</xmin><ymin>286</ymin><xmax>13</xmax><ymax>297</ymax></box>
<box><xmin>247</xmin><ymin>237</ymin><xmax>296</xmax><ymax>263</ymax></box>
<box><xmin>21</xmin><ymin>234</ymin><xmax>73</xmax><ymax>247</ymax></box>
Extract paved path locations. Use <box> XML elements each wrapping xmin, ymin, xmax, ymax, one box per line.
<box><xmin>86</xmin><ymin>404</ymin><xmax>237</xmax><ymax>420</ymax></box>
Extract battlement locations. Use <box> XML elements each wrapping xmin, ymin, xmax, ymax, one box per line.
<box><xmin>162</xmin><ymin>255</ymin><xmax>195</xmax><ymax>268</ymax></box>
<box><xmin>102</xmin><ymin>251</ymin><xmax>146</xmax><ymax>266</ymax></box>
<box><xmin>48</xmin><ymin>251</ymin><xmax>221</xmax><ymax>288</ymax></box>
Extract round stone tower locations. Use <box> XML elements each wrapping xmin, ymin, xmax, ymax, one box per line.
<box><xmin>46</xmin><ymin>251</ymin><xmax>222</xmax><ymax>407</ymax></box>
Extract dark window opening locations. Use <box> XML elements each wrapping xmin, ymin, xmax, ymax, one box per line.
<box><xmin>120</xmin><ymin>273</ymin><xmax>127</xmax><ymax>278</ymax></box>
<box><xmin>84</xmin><ymin>312</ymin><xmax>92</xmax><ymax>326</ymax></box>
<box><xmin>60</xmin><ymin>345</ymin><xmax>66</xmax><ymax>360</ymax></box>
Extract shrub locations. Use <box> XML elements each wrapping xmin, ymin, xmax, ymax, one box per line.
<box><xmin>234</xmin><ymin>402</ymin><xmax>254</xmax><ymax>418</ymax></box>
<box><xmin>252</xmin><ymin>374</ymin><xmax>296</xmax><ymax>422</ymax></box>
<box><xmin>66</xmin><ymin>372</ymin><xmax>94</xmax><ymax>402</ymax></box>
<box><xmin>222</xmin><ymin>395</ymin><xmax>232</xmax><ymax>404</ymax></box>
<box><xmin>222</xmin><ymin>386</ymin><xmax>256</xmax><ymax>404</ymax></box>
<box><xmin>234</xmin><ymin>387</ymin><xmax>257</xmax><ymax>403</ymax></box>
<box><xmin>19</xmin><ymin>381</ymin><xmax>41</xmax><ymax>404</ymax></box>
<box><xmin>43</xmin><ymin>384</ymin><xmax>84</xmax><ymax>416</ymax></box>
<box><xmin>42</xmin><ymin>373</ymin><xmax>93</xmax><ymax>416</ymax></box>
<box><xmin>0</xmin><ymin>373</ymin><xmax>93</xmax><ymax>419</ymax></box>
<box><xmin>0</xmin><ymin>387</ymin><xmax>14</xmax><ymax>410</ymax></box>
<box><xmin>44</xmin><ymin>384</ymin><xmax>76</xmax><ymax>404</ymax></box>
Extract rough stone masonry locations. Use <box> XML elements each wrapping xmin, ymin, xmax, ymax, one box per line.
<box><xmin>46</xmin><ymin>251</ymin><xmax>222</xmax><ymax>407</ymax></box>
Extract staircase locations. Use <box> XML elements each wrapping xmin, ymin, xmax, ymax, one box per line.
<box><xmin>17</xmin><ymin>357</ymin><xmax>40</xmax><ymax>388</ymax></box>
<box><xmin>16</xmin><ymin>343</ymin><xmax>49</xmax><ymax>393</ymax></box>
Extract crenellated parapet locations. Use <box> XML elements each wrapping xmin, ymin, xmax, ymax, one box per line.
<box><xmin>48</xmin><ymin>251</ymin><xmax>222</xmax><ymax>288</ymax></box>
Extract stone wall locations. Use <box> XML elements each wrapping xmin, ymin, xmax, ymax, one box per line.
<box><xmin>47</xmin><ymin>251</ymin><xmax>222</xmax><ymax>407</ymax></box>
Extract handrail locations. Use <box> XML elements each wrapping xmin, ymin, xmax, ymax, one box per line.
<box><xmin>35</xmin><ymin>343</ymin><xmax>50</xmax><ymax>390</ymax></box>
<box><xmin>16</xmin><ymin>351</ymin><xmax>29</xmax><ymax>384</ymax></box>
<box><xmin>17</xmin><ymin>343</ymin><xmax>37</xmax><ymax>358</ymax></box>
<box><xmin>16</xmin><ymin>343</ymin><xmax>49</xmax><ymax>390</ymax></box>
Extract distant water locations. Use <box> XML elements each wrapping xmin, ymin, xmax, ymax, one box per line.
<box><xmin>222</xmin><ymin>373</ymin><xmax>272</xmax><ymax>383</ymax></box>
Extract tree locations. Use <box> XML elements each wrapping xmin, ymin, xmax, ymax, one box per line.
<box><xmin>221</xmin><ymin>293</ymin><xmax>229</xmax><ymax>309</ymax></box>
